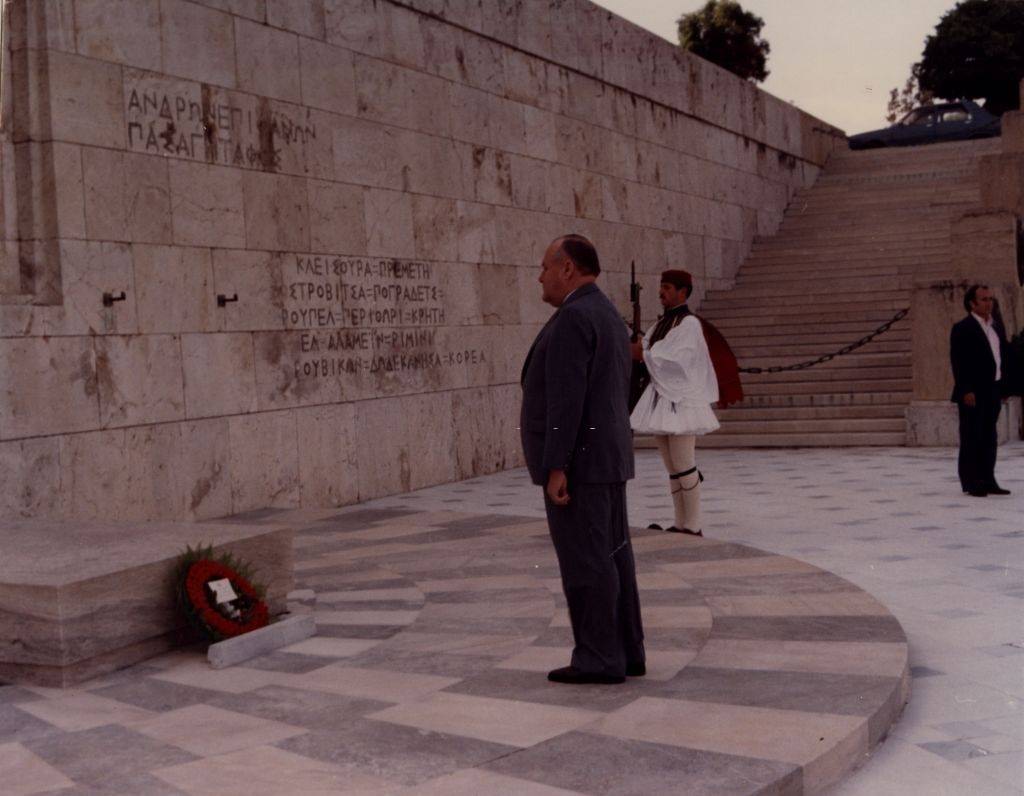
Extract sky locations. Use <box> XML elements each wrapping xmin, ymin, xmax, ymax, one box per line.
<box><xmin>594</xmin><ymin>0</ymin><xmax>957</xmax><ymax>134</ymax></box>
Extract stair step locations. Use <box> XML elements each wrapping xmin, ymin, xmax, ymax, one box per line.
<box><xmin>717</xmin><ymin>405</ymin><xmax>904</xmax><ymax>421</ymax></box>
<box><xmin>696</xmin><ymin>431</ymin><xmax>907</xmax><ymax>447</ymax></box>
<box><xmin>753</xmin><ymin>229</ymin><xmax>948</xmax><ymax>247</ymax></box>
<box><xmin>742</xmin><ymin>365</ymin><xmax>909</xmax><ymax>385</ymax></box>
<box><xmin>742</xmin><ymin>378</ymin><xmax>912</xmax><ymax>395</ymax></box>
<box><xmin>704</xmin><ymin>289</ymin><xmax>908</xmax><ymax>308</ymax></box>
<box><xmin>737</xmin><ymin>264</ymin><xmax>929</xmax><ymax>281</ymax></box>
<box><xmin>749</xmin><ymin>243</ymin><xmax>948</xmax><ymax>259</ymax></box>
<box><xmin>738</xmin><ymin>391</ymin><xmax>912</xmax><ymax>407</ymax></box>
<box><xmin>716</xmin><ymin>280</ymin><xmax>916</xmax><ymax>299</ymax></box>
<box><xmin>731</xmin><ymin>340</ymin><xmax>909</xmax><ymax>358</ymax></box>
<box><xmin>717</xmin><ymin>319</ymin><xmax>911</xmax><ymax>338</ymax></box>
<box><xmin>702</xmin><ymin>301</ymin><xmax>908</xmax><ymax>321</ymax></box>
<box><xmin>702</xmin><ymin>309</ymin><xmax>909</xmax><ymax>328</ymax></box>
<box><xmin>712</xmin><ymin>417</ymin><xmax>906</xmax><ymax>434</ymax></box>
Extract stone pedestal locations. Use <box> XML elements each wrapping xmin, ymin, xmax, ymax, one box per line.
<box><xmin>0</xmin><ymin>519</ymin><xmax>293</xmax><ymax>687</ymax></box>
<box><xmin>906</xmin><ymin>397</ymin><xmax>1021</xmax><ymax>446</ymax></box>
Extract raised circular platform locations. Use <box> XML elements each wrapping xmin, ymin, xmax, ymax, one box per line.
<box><xmin>279</xmin><ymin>508</ymin><xmax>909</xmax><ymax>794</ymax></box>
<box><xmin>1</xmin><ymin>508</ymin><xmax>908</xmax><ymax>795</ymax></box>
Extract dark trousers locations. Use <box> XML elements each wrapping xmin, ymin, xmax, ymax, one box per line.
<box><xmin>544</xmin><ymin>482</ymin><xmax>645</xmax><ymax>677</ymax></box>
<box><xmin>958</xmin><ymin>394</ymin><xmax>1002</xmax><ymax>491</ymax></box>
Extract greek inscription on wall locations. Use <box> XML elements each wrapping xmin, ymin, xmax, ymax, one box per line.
<box><xmin>124</xmin><ymin>72</ymin><xmax>315</xmax><ymax>171</ymax></box>
<box><xmin>284</xmin><ymin>254</ymin><xmax>486</xmax><ymax>381</ymax></box>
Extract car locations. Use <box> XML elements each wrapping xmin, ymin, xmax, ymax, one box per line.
<box><xmin>848</xmin><ymin>100</ymin><xmax>1001</xmax><ymax>149</ymax></box>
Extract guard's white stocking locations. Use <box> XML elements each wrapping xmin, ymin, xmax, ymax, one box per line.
<box><xmin>656</xmin><ymin>435</ymin><xmax>701</xmax><ymax>531</ymax></box>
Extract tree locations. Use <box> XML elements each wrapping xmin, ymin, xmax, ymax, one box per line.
<box><xmin>916</xmin><ymin>0</ymin><xmax>1024</xmax><ymax>116</ymax></box>
<box><xmin>677</xmin><ymin>0</ymin><xmax>770</xmax><ymax>83</ymax></box>
<box><xmin>886</xmin><ymin>67</ymin><xmax>934</xmax><ymax>123</ymax></box>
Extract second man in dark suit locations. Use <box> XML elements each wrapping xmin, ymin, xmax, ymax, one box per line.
<box><xmin>520</xmin><ymin>235</ymin><xmax>645</xmax><ymax>685</ymax></box>
<box><xmin>950</xmin><ymin>284</ymin><xmax>1010</xmax><ymax>497</ymax></box>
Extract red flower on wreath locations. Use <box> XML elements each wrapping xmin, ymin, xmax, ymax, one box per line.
<box><xmin>183</xmin><ymin>559</ymin><xmax>269</xmax><ymax>638</ymax></box>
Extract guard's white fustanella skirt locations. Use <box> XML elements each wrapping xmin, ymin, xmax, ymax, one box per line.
<box><xmin>630</xmin><ymin>385</ymin><xmax>720</xmax><ymax>436</ymax></box>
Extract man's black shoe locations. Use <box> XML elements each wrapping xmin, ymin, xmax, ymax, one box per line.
<box><xmin>665</xmin><ymin>526</ymin><xmax>703</xmax><ymax>537</ymax></box>
<box><xmin>626</xmin><ymin>661</ymin><xmax>646</xmax><ymax>677</ymax></box>
<box><xmin>547</xmin><ymin>666</ymin><xmax>625</xmax><ymax>685</ymax></box>
<box><xmin>986</xmin><ymin>485</ymin><xmax>1011</xmax><ymax>495</ymax></box>
<box><xmin>967</xmin><ymin>489</ymin><xmax>988</xmax><ymax>497</ymax></box>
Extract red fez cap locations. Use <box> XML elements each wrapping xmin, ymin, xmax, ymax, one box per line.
<box><xmin>660</xmin><ymin>269</ymin><xmax>692</xmax><ymax>290</ymax></box>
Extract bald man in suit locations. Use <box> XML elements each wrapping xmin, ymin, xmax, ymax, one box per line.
<box><xmin>520</xmin><ymin>234</ymin><xmax>645</xmax><ymax>685</ymax></box>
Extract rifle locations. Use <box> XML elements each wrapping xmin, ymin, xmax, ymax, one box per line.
<box><xmin>628</xmin><ymin>261</ymin><xmax>649</xmax><ymax>411</ymax></box>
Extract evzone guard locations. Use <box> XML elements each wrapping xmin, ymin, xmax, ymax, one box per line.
<box><xmin>629</xmin><ymin>269</ymin><xmax>742</xmax><ymax>537</ymax></box>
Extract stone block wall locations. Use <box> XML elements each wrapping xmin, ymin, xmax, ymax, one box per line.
<box><xmin>0</xmin><ymin>0</ymin><xmax>840</xmax><ymax>521</ymax></box>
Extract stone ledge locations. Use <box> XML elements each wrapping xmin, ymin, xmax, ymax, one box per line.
<box><xmin>0</xmin><ymin>518</ymin><xmax>294</xmax><ymax>687</ymax></box>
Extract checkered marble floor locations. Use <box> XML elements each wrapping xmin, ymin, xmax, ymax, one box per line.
<box><xmin>1</xmin><ymin>443</ymin><xmax>1021</xmax><ymax>794</ymax></box>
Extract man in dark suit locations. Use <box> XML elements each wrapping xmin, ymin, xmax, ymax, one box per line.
<box><xmin>520</xmin><ymin>234</ymin><xmax>645</xmax><ymax>685</ymax></box>
<box><xmin>950</xmin><ymin>284</ymin><xmax>1010</xmax><ymax>497</ymax></box>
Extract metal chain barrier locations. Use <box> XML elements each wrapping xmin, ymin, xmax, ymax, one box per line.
<box><xmin>738</xmin><ymin>307</ymin><xmax>909</xmax><ymax>375</ymax></box>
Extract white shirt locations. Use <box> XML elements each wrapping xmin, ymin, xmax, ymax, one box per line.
<box><xmin>971</xmin><ymin>312</ymin><xmax>1002</xmax><ymax>381</ymax></box>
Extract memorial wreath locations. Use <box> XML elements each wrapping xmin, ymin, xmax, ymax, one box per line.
<box><xmin>173</xmin><ymin>545</ymin><xmax>269</xmax><ymax>641</ymax></box>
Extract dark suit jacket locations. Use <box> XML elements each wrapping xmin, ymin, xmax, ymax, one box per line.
<box><xmin>950</xmin><ymin>314</ymin><xmax>1008</xmax><ymax>403</ymax></box>
<box><xmin>520</xmin><ymin>283</ymin><xmax>634</xmax><ymax>487</ymax></box>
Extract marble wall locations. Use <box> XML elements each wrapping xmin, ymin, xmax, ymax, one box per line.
<box><xmin>0</xmin><ymin>0</ymin><xmax>841</xmax><ymax>521</ymax></box>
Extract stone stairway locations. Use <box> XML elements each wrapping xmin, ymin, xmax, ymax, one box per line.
<box><xmin>698</xmin><ymin>138</ymin><xmax>1002</xmax><ymax>447</ymax></box>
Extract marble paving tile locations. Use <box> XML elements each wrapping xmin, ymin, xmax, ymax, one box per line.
<box><xmin>0</xmin><ymin>703</ymin><xmax>58</xmax><ymax>745</ymax></box>
<box><xmin>152</xmin><ymin>744</ymin><xmax>395</xmax><ymax>795</ymax></box>
<box><xmin>550</xmin><ymin>604</ymin><xmax>710</xmax><ymax>630</ymax></box>
<box><xmin>150</xmin><ymin>658</ymin><xmax>291</xmax><ymax>694</ymax></box>
<box><xmin>88</xmin><ymin>679</ymin><xmax>220</xmax><ymax>713</ymax></box>
<box><xmin>314</xmin><ymin>609</ymin><xmax>420</xmax><ymax>626</ymax></box>
<box><xmin>495</xmin><ymin>646</ymin><xmax>697</xmax><ymax>682</ymax></box>
<box><xmin>416</xmin><ymin>574</ymin><xmax>540</xmax><ymax>593</ymax></box>
<box><xmin>206</xmin><ymin>686</ymin><xmax>391</xmax><ymax>730</ymax></box>
<box><xmin>424</xmin><ymin>579</ymin><xmax>546</xmax><ymax>599</ymax></box>
<box><xmin>16</xmin><ymin>692</ymin><xmax>154</xmax><ymax>731</ymax></box>
<box><xmin>635</xmin><ymin>571</ymin><xmax>698</xmax><ymax>590</ymax></box>
<box><xmin>705</xmin><ymin>591</ymin><xmax>890</xmax><ymax>617</ymax></box>
<box><xmin>25</xmin><ymin>724</ymin><xmax>197</xmax><ymax>786</ymax></box>
<box><xmin>56</xmin><ymin>771</ymin><xmax>188</xmax><ymax>794</ymax></box>
<box><xmin>381</xmin><ymin>631</ymin><xmax>537</xmax><ymax>657</ymax></box>
<box><xmin>316</xmin><ymin>624</ymin><xmax>405</xmax><ymax>641</ymax></box>
<box><xmin>443</xmin><ymin>667</ymin><xmax>648</xmax><ymax>713</ymax></box>
<box><xmin>279</xmin><ymin>637</ymin><xmax>382</xmax><ymax>658</ymax></box>
<box><xmin>710</xmin><ymin>614</ymin><xmax>907</xmax><ymax>643</ymax></box>
<box><xmin>132</xmin><ymin>704</ymin><xmax>307</xmax><ymax>756</ymax></box>
<box><xmin>318</xmin><ymin>587</ymin><xmax>424</xmax><ymax>603</ymax></box>
<box><xmin>661</xmin><ymin>555</ymin><xmax>822</xmax><ymax>580</ymax></box>
<box><xmin>292</xmin><ymin>665</ymin><xmax>460</xmax><ymax>703</ymax></box>
<box><xmin>342</xmin><ymin>647</ymin><xmax>499</xmax><ymax>679</ymax></box>
<box><xmin>484</xmin><ymin>731</ymin><xmax>802</xmax><ymax>796</ymax></box>
<box><xmin>293</xmin><ymin>543</ymin><xmax>426</xmax><ymax>571</ymax></box>
<box><xmin>237</xmin><ymin>651</ymin><xmax>335</xmax><ymax>674</ymax></box>
<box><xmin>589</xmin><ymin>696</ymin><xmax>865</xmax><ymax>792</ymax></box>
<box><xmin>653</xmin><ymin>666</ymin><xmax>901</xmax><ymax>716</ymax></box>
<box><xmin>0</xmin><ymin>686</ymin><xmax>42</xmax><ymax>705</ymax></box>
<box><xmin>424</xmin><ymin>599</ymin><xmax>551</xmax><ymax>621</ymax></box>
<box><xmin>0</xmin><ymin>741</ymin><xmax>75</xmax><ymax>796</ymax></box>
<box><xmin>369</xmin><ymin>692</ymin><xmax>603</xmax><ymax>748</ymax></box>
<box><xmin>405</xmin><ymin>767</ymin><xmax>584</xmax><ymax>795</ymax></box>
<box><xmin>688</xmin><ymin>571</ymin><xmax>864</xmax><ymax>597</ymax></box>
<box><xmin>276</xmin><ymin>718</ymin><xmax>516</xmax><ymax>787</ymax></box>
